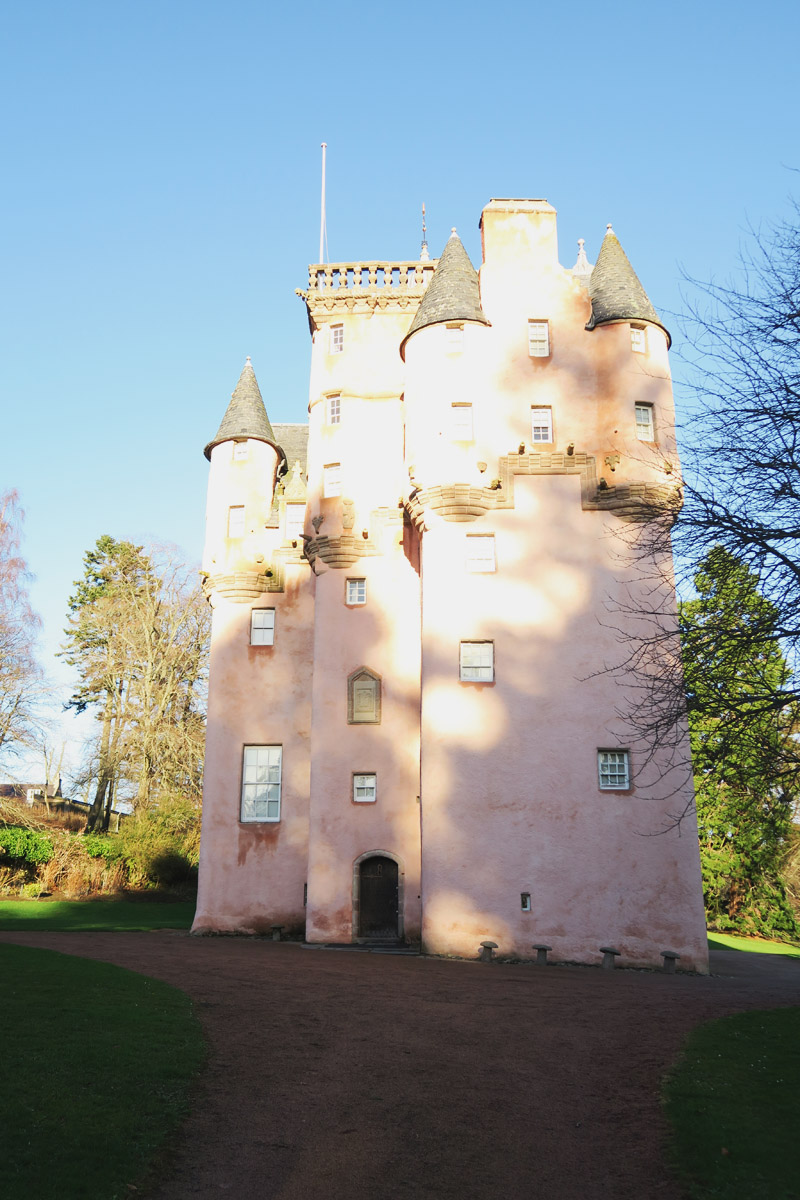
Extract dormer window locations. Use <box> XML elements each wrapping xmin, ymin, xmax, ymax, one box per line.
<box><xmin>528</xmin><ymin>320</ymin><xmax>550</xmax><ymax>358</ymax></box>
<box><xmin>630</xmin><ymin>325</ymin><xmax>646</xmax><ymax>354</ymax></box>
<box><xmin>330</xmin><ymin>324</ymin><xmax>344</xmax><ymax>355</ymax></box>
<box><xmin>285</xmin><ymin>503</ymin><xmax>305</xmax><ymax>540</ymax></box>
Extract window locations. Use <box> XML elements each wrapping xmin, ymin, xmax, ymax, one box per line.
<box><xmin>228</xmin><ymin>506</ymin><xmax>245</xmax><ymax>537</ymax></box>
<box><xmin>630</xmin><ymin>325</ymin><xmax>646</xmax><ymax>354</ymax></box>
<box><xmin>346</xmin><ymin>578</ymin><xmax>367</xmax><ymax>605</ymax></box>
<box><xmin>330</xmin><ymin>324</ymin><xmax>344</xmax><ymax>354</ymax></box>
<box><xmin>347</xmin><ymin>667</ymin><xmax>381</xmax><ymax>724</ymax></box>
<box><xmin>598</xmin><ymin>750</ymin><xmax>630</xmax><ymax>790</ymax></box>
<box><xmin>459</xmin><ymin>641</ymin><xmax>494</xmax><ymax>682</ymax></box>
<box><xmin>446</xmin><ymin>323</ymin><xmax>464</xmax><ymax>352</ymax></box>
<box><xmin>353</xmin><ymin>773</ymin><xmax>377</xmax><ymax>803</ymax></box>
<box><xmin>530</xmin><ymin>407</ymin><xmax>553</xmax><ymax>444</ymax></box>
<box><xmin>285</xmin><ymin>503</ymin><xmax>305</xmax><ymax>540</ymax></box>
<box><xmin>327</xmin><ymin>394</ymin><xmax>341</xmax><ymax>425</ymax></box>
<box><xmin>635</xmin><ymin>404</ymin><xmax>655</xmax><ymax>441</ymax></box>
<box><xmin>250</xmin><ymin>609</ymin><xmax>275</xmax><ymax>646</ymax></box>
<box><xmin>451</xmin><ymin>403</ymin><xmax>473</xmax><ymax>441</ymax></box>
<box><xmin>465</xmin><ymin>535</ymin><xmax>496</xmax><ymax>573</ymax></box>
<box><xmin>241</xmin><ymin>745</ymin><xmax>282</xmax><ymax>822</ymax></box>
<box><xmin>323</xmin><ymin>463</ymin><xmax>342</xmax><ymax>498</ymax></box>
<box><xmin>528</xmin><ymin>320</ymin><xmax>550</xmax><ymax>357</ymax></box>
<box><xmin>521</xmin><ymin>893</ymin><xmax>531</xmax><ymax>912</ymax></box>
<box><xmin>233</xmin><ymin>441</ymin><xmax>248</xmax><ymax>460</ymax></box>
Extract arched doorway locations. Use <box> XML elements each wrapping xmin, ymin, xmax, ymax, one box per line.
<box><xmin>356</xmin><ymin>854</ymin><xmax>400</xmax><ymax>940</ymax></box>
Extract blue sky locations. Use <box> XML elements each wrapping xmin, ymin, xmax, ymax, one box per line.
<box><xmin>2</xmin><ymin>0</ymin><xmax>799</xmax><ymax>778</ymax></box>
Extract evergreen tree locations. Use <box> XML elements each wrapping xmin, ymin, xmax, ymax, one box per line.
<box><xmin>681</xmin><ymin>547</ymin><xmax>799</xmax><ymax>937</ymax></box>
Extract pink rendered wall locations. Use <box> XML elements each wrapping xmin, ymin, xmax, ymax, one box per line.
<box><xmin>193</xmin><ymin>563</ymin><xmax>314</xmax><ymax>934</ymax></box>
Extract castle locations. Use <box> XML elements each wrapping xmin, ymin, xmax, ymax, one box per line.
<box><xmin>193</xmin><ymin>197</ymin><xmax>708</xmax><ymax>971</ymax></box>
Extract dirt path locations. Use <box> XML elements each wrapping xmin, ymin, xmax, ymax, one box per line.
<box><xmin>3</xmin><ymin>932</ymin><xmax>798</xmax><ymax>1199</ymax></box>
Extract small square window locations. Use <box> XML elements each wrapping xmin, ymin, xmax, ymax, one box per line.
<box><xmin>460</xmin><ymin>641</ymin><xmax>494</xmax><ymax>682</ymax></box>
<box><xmin>330</xmin><ymin>324</ymin><xmax>344</xmax><ymax>355</ymax></box>
<box><xmin>466</xmin><ymin>535</ymin><xmax>496</xmax><ymax>573</ymax></box>
<box><xmin>250</xmin><ymin>609</ymin><xmax>275</xmax><ymax>646</ymax></box>
<box><xmin>285</xmin><ymin>503</ymin><xmax>305</xmax><ymax>540</ymax></box>
<box><xmin>233</xmin><ymin>441</ymin><xmax>248</xmax><ymax>460</ymax></box>
<box><xmin>346</xmin><ymin>578</ymin><xmax>367</xmax><ymax>605</ymax></box>
<box><xmin>327</xmin><ymin>394</ymin><xmax>341</xmax><ymax>425</ymax></box>
<box><xmin>630</xmin><ymin>325</ymin><xmax>646</xmax><ymax>354</ymax></box>
<box><xmin>598</xmin><ymin>750</ymin><xmax>630</xmax><ymax>790</ymax></box>
<box><xmin>446</xmin><ymin>324</ymin><xmax>464</xmax><ymax>352</ymax></box>
<box><xmin>635</xmin><ymin>404</ymin><xmax>655</xmax><ymax>441</ymax></box>
<box><xmin>324</xmin><ymin>463</ymin><xmax>342</xmax><ymax>498</ymax></box>
<box><xmin>451</xmin><ymin>403</ymin><xmax>473</xmax><ymax>441</ymax></box>
<box><xmin>241</xmin><ymin>745</ymin><xmax>282</xmax><ymax>822</ymax></box>
<box><xmin>228</xmin><ymin>506</ymin><xmax>245</xmax><ymax>538</ymax></box>
<box><xmin>530</xmin><ymin>407</ymin><xmax>553</xmax><ymax>444</ymax></box>
<box><xmin>353</xmin><ymin>773</ymin><xmax>377</xmax><ymax>803</ymax></box>
<box><xmin>528</xmin><ymin>320</ymin><xmax>550</xmax><ymax>357</ymax></box>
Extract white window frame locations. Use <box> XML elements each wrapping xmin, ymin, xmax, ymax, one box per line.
<box><xmin>598</xmin><ymin>749</ymin><xmax>630</xmax><ymax>790</ymax></box>
<box><xmin>459</xmin><ymin>641</ymin><xmax>494</xmax><ymax>682</ymax></box>
<box><xmin>323</xmin><ymin>463</ymin><xmax>342</xmax><ymax>498</ymax></box>
<box><xmin>228</xmin><ymin>505</ymin><xmax>245</xmax><ymax>538</ymax></box>
<box><xmin>346</xmin><ymin>578</ymin><xmax>367</xmax><ymax>605</ymax></box>
<box><xmin>630</xmin><ymin>325</ymin><xmax>646</xmax><ymax>354</ymax></box>
<box><xmin>250</xmin><ymin>609</ymin><xmax>275</xmax><ymax>646</ymax></box>
<box><xmin>530</xmin><ymin>407</ymin><xmax>553</xmax><ymax>444</ymax></box>
<box><xmin>330</xmin><ymin>323</ymin><xmax>344</xmax><ymax>355</ymax></box>
<box><xmin>635</xmin><ymin>404</ymin><xmax>655</xmax><ymax>441</ymax></box>
<box><xmin>446</xmin><ymin>323</ymin><xmax>464</xmax><ymax>352</ymax></box>
<box><xmin>285</xmin><ymin>503</ymin><xmax>305</xmax><ymax>540</ymax></box>
<box><xmin>327</xmin><ymin>393</ymin><xmax>341</xmax><ymax>425</ymax></box>
<box><xmin>241</xmin><ymin>745</ymin><xmax>282</xmax><ymax>822</ymax></box>
<box><xmin>528</xmin><ymin>320</ymin><xmax>551</xmax><ymax>358</ymax></box>
<box><xmin>450</xmin><ymin>403</ymin><xmax>473</xmax><ymax>441</ymax></box>
<box><xmin>353</xmin><ymin>773</ymin><xmax>377</xmax><ymax>804</ymax></box>
<box><xmin>233</xmin><ymin>441</ymin><xmax>248</xmax><ymax>460</ymax></box>
<box><xmin>465</xmin><ymin>535</ymin><xmax>496</xmax><ymax>573</ymax></box>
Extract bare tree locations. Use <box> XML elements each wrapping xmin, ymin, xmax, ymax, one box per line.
<box><xmin>0</xmin><ymin>491</ymin><xmax>43</xmax><ymax>764</ymax></box>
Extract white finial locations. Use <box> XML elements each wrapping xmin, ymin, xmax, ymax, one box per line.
<box><xmin>606</xmin><ymin>223</ymin><xmax>614</xmax><ymax>233</ymax></box>
<box><xmin>572</xmin><ymin>238</ymin><xmax>593</xmax><ymax>280</ymax></box>
<box><xmin>450</xmin><ymin>227</ymin><xmax>458</xmax><ymax>237</ymax></box>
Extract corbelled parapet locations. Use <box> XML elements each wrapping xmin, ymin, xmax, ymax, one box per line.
<box><xmin>296</xmin><ymin>259</ymin><xmax>437</xmax><ymax>326</ymax></box>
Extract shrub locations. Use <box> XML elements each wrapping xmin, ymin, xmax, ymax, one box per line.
<box><xmin>0</xmin><ymin>827</ymin><xmax>54</xmax><ymax>867</ymax></box>
<box><xmin>82</xmin><ymin>834</ymin><xmax>121</xmax><ymax>862</ymax></box>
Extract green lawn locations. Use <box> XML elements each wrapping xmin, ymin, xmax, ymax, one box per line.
<box><xmin>0</xmin><ymin>897</ymin><xmax>195</xmax><ymax>931</ymax></box>
<box><xmin>708</xmin><ymin>931</ymin><xmax>800</xmax><ymax>958</ymax></box>
<box><xmin>0</xmin><ymin>942</ymin><xmax>205</xmax><ymax>1200</ymax></box>
<box><xmin>664</xmin><ymin>1006</ymin><xmax>800</xmax><ymax>1199</ymax></box>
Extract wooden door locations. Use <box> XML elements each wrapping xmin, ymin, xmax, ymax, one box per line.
<box><xmin>358</xmin><ymin>856</ymin><xmax>399</xmax><ymax>939</ymax></box>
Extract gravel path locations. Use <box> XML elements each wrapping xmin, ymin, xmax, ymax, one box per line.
<box><xmin>3</xmin><ymin>931</ymin><xmax>798</xmax><ymax>1199</ymax></box>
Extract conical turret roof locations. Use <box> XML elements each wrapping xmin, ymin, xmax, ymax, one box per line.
<box><xmin>400</xmin><ymin>230</ymin><xmax>489</xmax><ymax>359</ymax></box>
<box><xmin>586</xmin><ymin>226</ymin><xmax>670</xmax><ymax>346</ymax></box>
<box><xmin>203</xmin><ymin>358</ymin><xmax>285</xmax><ymax>462</ymax></box>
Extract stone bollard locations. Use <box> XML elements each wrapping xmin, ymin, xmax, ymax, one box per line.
<box><xmin>661</xmin><ymin>950</ymin><xmax>681</xmax><ymax>974</ymax></box>
<box><xmin>271</xmin><ymin>925</ymin><xmax>285</xmax><ymax>942</ymax></box>
<box><xmin>532</xmin><ymin>944</ymin><xmax>552</xmax><ymax>966</ymax></box>
<box><xmin>480</xmin><ymin>940</ymin><xmax>498</xmax><ymax>963</ymax></box>
<box><xmin>599</xmin><ymin>946</ymin><xmax>621</xmax><ymax>970</ymax></box>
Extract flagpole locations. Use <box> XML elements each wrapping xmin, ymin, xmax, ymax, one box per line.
<box><xmin>319</xmin><ymin>142</ymin><xmax>327</xmax><ymax>264</ymax></box>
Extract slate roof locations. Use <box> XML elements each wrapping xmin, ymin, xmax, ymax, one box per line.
<box><xmin>204</xmin><ymin>359</ymin><xmax>285</xmax><ymax>461</ymax></box>
<box><xmin>400</xmin><ymin>230</ymin><xmax>489</xmax><ymax>358</ymax></box>
<box><xmin>586</xmin><ymin>227</ymin><xmax>670</xmax><ymax>346</ymax></box>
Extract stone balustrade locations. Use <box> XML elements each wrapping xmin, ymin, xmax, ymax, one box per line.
<box><xmin>306</xmin><ymin>260</ymin><xmax>437</xmax><ymax>294</ymax></box>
